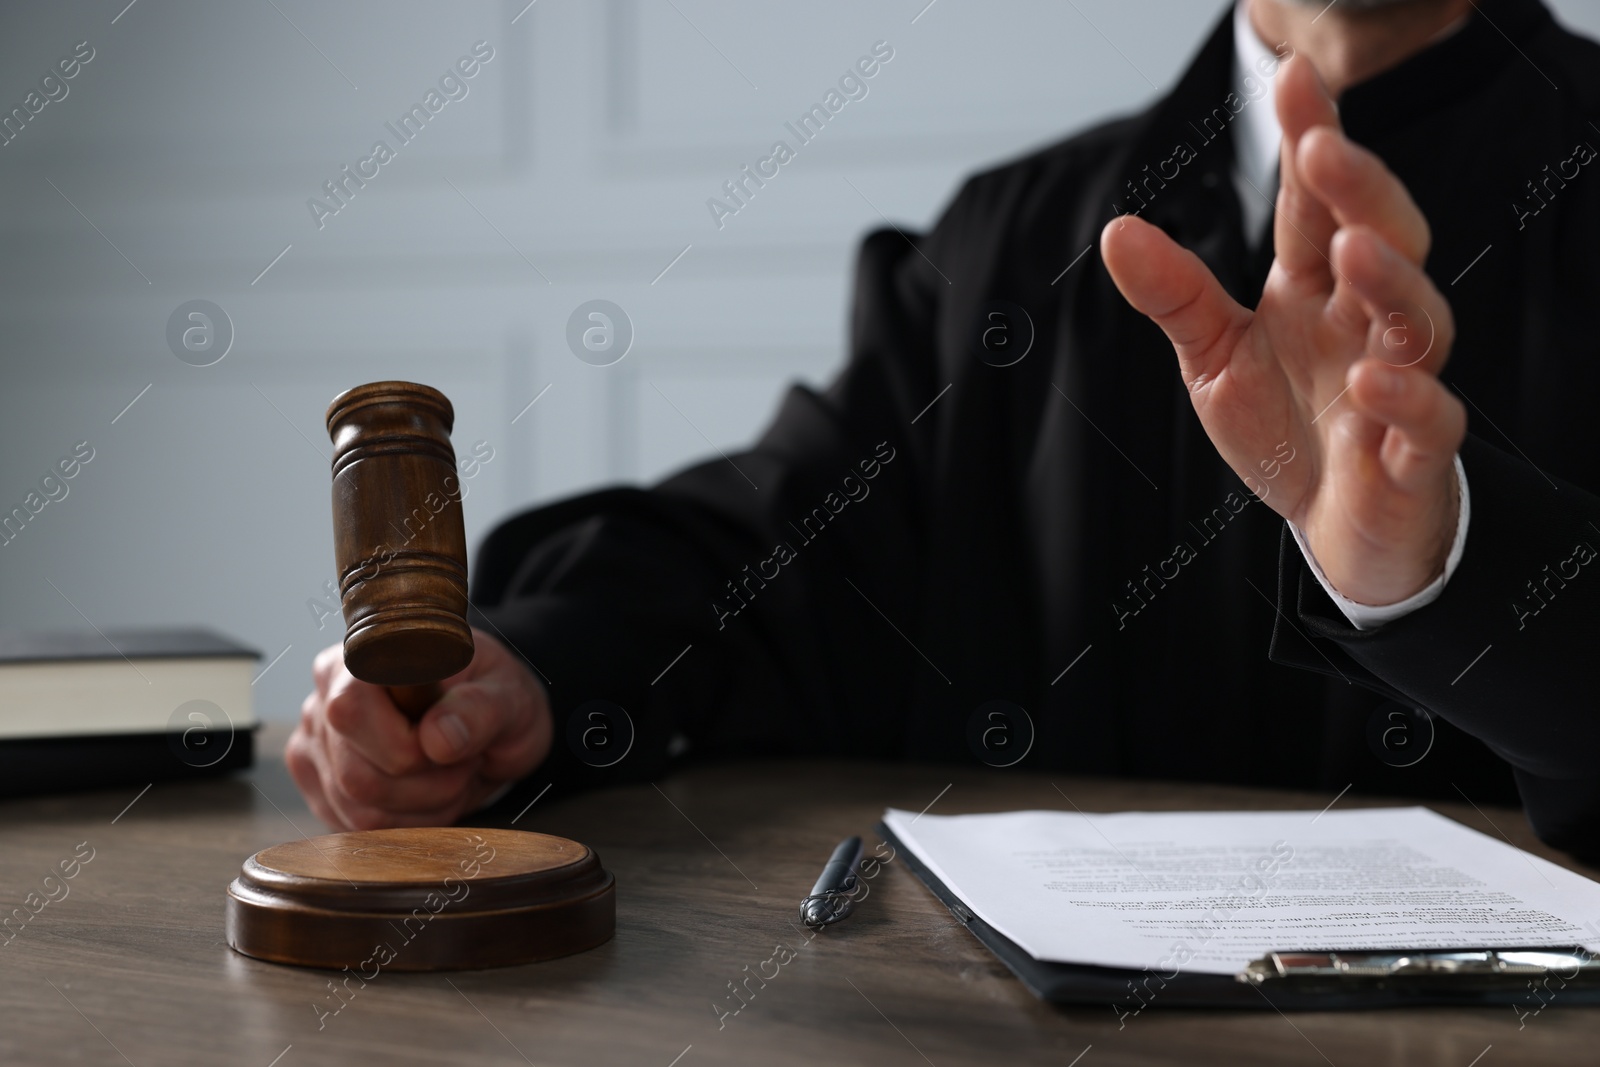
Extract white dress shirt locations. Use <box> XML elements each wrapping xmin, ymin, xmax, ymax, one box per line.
<box><xmin>1229</xmin><ymin>1</ymin><xmax>1469</xmax><ymax>630</ymax></box>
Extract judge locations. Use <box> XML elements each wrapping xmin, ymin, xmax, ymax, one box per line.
<box><xmin>289</xmin><ymin>0</ymin><xmax>1600</xmax><ymax>860</ymax></box>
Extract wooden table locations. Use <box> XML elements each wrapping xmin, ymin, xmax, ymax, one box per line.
<box><xmin>3</xmin><ymin>723</ymin><xmax>1596</xmax><ymax>1066</ymax></box>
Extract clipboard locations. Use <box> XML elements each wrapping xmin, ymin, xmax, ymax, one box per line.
<box><xmin>876</xmin><ymin>820</ymin><xmax>1600</xmax><ymax>1010</ymax></box>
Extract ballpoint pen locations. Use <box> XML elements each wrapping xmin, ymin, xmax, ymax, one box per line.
<box><xmin>799</xmin><ymin>835</ymin><xmax>864</xmax><ymax>929</ymax></box>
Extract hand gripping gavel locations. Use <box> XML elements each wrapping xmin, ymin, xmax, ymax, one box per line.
<box><xmin>326</xmin><ymin>381</ymin><xmax>475</xmax><ymax>720</ymax></box>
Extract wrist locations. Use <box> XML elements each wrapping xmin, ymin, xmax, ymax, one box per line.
<box><xmin>1306</xmin><ymin>460</ymin><xmax>1462</xmax><ymax>607</ymax></box>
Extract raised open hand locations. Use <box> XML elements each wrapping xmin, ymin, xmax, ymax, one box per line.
<box><xmin>1102</xmin><ymin>54</ymin><xmax>1462</xmax><ymax>607</ymax></box>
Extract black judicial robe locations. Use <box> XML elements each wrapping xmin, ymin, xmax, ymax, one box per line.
<box><xmin>475</xmin><ymin>0</ymin><xmax>1600</xmax><ymax>859</ymax></box>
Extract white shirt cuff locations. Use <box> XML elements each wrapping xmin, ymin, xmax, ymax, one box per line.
<box><xmin>1287</xmin><ymin>454</ymin><xmax>1469</xmax><ymax>631</ymax></box>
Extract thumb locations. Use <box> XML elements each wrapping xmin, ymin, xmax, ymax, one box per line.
<box><xmin>417</xmin><ymin>678</ymin><xmax>515</xmax><ymax>765</ymax></box>
<box><xmin>1100</xmin><ymin>214</ymin><xmax>1251</xmax><ymax>389</ymax></box>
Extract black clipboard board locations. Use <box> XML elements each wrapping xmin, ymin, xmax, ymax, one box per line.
<box><xmin>875</xmin><ymin>820</ymin><xmax>1600</xmax><ymax>1011</ymax></box>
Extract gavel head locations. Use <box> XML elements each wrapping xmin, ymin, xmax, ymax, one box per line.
<box><xmin>326</xmin><ymin>381</ymin><xmax>474</xmax><ymax>688</ymax></box>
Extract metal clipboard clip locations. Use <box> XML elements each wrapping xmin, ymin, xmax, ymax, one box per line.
<box><xmin>1238</xmin><ymin>947</ymin><xmax>1600</xmax><ymax>989</ymax></box>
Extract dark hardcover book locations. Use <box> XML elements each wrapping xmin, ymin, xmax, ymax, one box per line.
<box><xmin>0</xmin><ymin>627</ymin><xmax>260</xmax><ymax>798</ymax></box>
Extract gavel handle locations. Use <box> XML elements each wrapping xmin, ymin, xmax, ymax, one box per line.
<box><xmin>387</xmin><ymin>683</ymin><xmax>443</xmax><ymax>722</ymax></box>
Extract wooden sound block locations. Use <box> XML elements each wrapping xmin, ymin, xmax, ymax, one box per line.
<box><xmin>225</xmin><ymin>827</ymin><xmax>614</xmax><ymax>972</ymax></box>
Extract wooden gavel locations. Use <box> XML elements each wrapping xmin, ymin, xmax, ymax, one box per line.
<box><xmin>326</xmin><ymin>381</ymin><xmax>475</xmax><ymax>720</ymax></box>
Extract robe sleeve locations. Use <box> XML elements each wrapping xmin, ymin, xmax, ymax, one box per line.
<box><xmin>1270</xmin><ymin>433</ymin><xmax>1600</xmax><ymax>860</ymax></box>
<box><xmin>468</xmin><ymin>210</ymin><xmax>966</xmax><ymax>798</ymax></box>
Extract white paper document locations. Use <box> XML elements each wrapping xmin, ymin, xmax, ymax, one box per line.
<box><xmin>882</xmin><ymin>806</ymin><xmax>1600</xmax><ymax>975</ymax></box>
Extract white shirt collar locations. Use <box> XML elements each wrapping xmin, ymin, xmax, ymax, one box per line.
<box><xmin>1231</xmin><ymin>0</ymin><xmax>1286</xmax><ymax>247</ymax></box>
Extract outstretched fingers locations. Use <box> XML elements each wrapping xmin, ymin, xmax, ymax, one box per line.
<box><xmin>1345</xmin><ymin>357</ymin><xmax>1466</xmax><ymax>495</ymax></box>
<box><xmin>1331</xmin><ymin>224</ymin><xmax>1455</xmax><ymax>378</ymax></box>
<box><xmin>1299</xmin><ymin>126</ymin><xmax>1431</xmax><ymax>266</ymax></box>
<box><xmin>1272</xmin><ymin>54</ymin><xmax>1344</xmax><ymax>282</ymax></box>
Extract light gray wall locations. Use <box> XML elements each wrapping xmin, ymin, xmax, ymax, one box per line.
<box><xmin>2</xmin><ymin>1</ymin><xmax>1596</xmax><ymax>725</ymax></box>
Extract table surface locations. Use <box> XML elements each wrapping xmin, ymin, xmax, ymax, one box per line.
<box><xmin>3</xmin><ymin>722</ymin><xmax>1596</xmax><ymax>1067</ymax></box>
